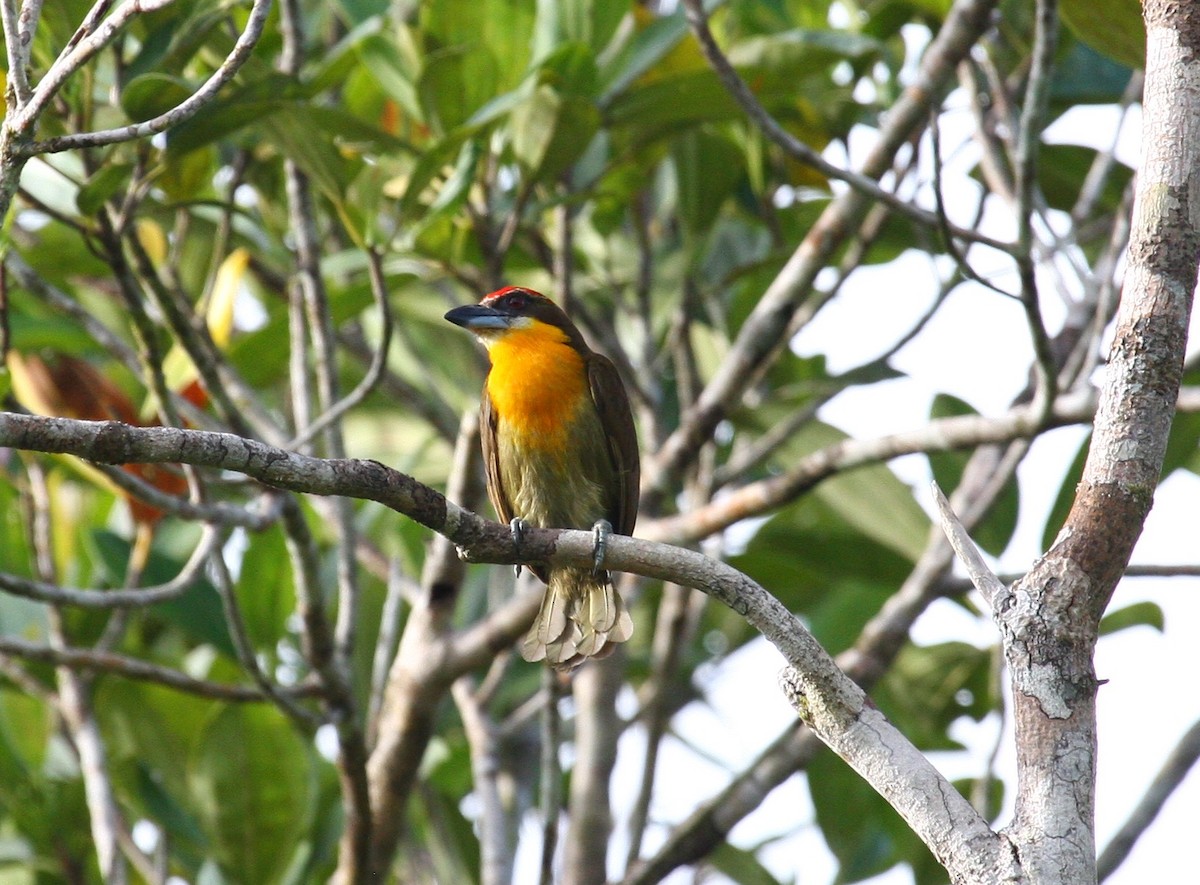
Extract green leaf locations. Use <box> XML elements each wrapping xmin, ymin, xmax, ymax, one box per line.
<box><xmin>336</xmin><ymin>0</ymin><xmax>388</xmax><ymax>26</ymax></box>
<box><xmin>189</xmin><ymin>706</ymin><xmax>316</xmax><ymax>885</ymax></box>
<box><xmin>1163</xmin><ymin>366</ymin><xmax>1200</xmax><ymax>476</ymax></box>
<box><xmin>808</xmin><ymin>750</ymin><xmax>902</xmax><ymax>883</ymax></box>
<box><xmin>708</xmin><ymin>842</ymin><xmax>787</xmax><ymax>885</ymax></box>
<box><xmin>728</xmin><ymin>495</ymin><xmax>916</xmax><ymax>655</ymax></box>
<box><xmin>802</xmin><ymin>422</ymin><xmax>930</xmax><ymax>563</ymax></box>
<box><xmin>1050</xmin><ymin>40</ymin><xmax>1136</xmax><ymax>107</ymax></box>
<box><xmin>75</xmin><ymin>163</ymin><xmax>133</xmax><ymax>217</ymax></box>
<box><xmin>1037</xmin><ymin>143</ymin><xmax>1133</xmax><ymax>214</ymax></box>
<box><xmin>356</xmin><ymin>32</ymin><xmax>424</xmax><ymax>122</ymax></box>
<box><xmin>397</xmin><ymin>129</ymin><xmax>476</xmax><ymax>219</ymax></box>
<box><xmin>420</xmin><ymin>0</ymin><xmax>534</xmax><ymax>95</ymax></box>
<box><xmin>0</xmin><ymin>691</ymin><xmax>51</xmax><ymax>772</ymax></box>
<box><xmin>511</xmin><ymin>85</ymin><xmax>601</xmax><ymax>183</ymax></box>
<box><xmin>726</xmin><ymin>28</ymin><xmax>883</xmax><ymax>77</ymax></box>
<box><xmin>1059</xmin><ymin>0</ymin><xmax>1145</xmax><ymax>70</ymax></box>
<box><xmin>418</xmin><ymin>45</ymin><xmax>501</xmax><ymax>136</ymax></box>
<box><xmin>409</xmin><ymin>785</ymin><xmax>481</xmax><ymax>885</ymax></box>
<box><xmin>91</xmin><ymin>530</ymin><xmax>237</xmax><ymax>658</ymax></box>
<box><xmin>96</xmin><ymin>680</ymin><xmax>218</xmax><ymax>807</ymax></box>
<box><xmin>165</xmin><ymin>74</ymin><xmax>300</xmax><ymax>156</ymax></box>
<box><xmin>608</xmin><ymin>68</ymin><xmax>740</xmax><ymax>138</ymax></box>
<box><xmin>120</xmin><ymin>73</ymin><xmax>193</xmax><ymax>121</ymax></box>
<box><xmin>673</xmin><ymin>128</ymin><xmax>744</xmax><ymax>234</ymax></box>
<box><xmin>235</xmin><ymin>526</ymin><xmax>296</xmax><ymax>651</ymax></box>
<box><xmin>258</xmin><ymin>110</ymin><xmax>362</xmax><ymax>207</ymax></box>
<box><xmin>534</xmin><ymin>0</ymin><xmax>627</xmax><ymax>58</ymax></box>
<box><xmin>1099</xmin><ymin>601</ymin><xmax>1164</xmax><ymax>636</ymax></box>
<box><xmin>873</xmin><ymin>641</ymin><xmax>995</xmax><ymax>751</ymax></box>
<box><xmin>598</xmin><ymin>7</ymin><xmax>692</xmax><ymax>101</ymax></box>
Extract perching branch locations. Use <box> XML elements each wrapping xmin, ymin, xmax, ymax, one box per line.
<box><xmin>0</xmin><ymin>410</ymin><xmax>1017</xmax><ymax>883</ymax></box>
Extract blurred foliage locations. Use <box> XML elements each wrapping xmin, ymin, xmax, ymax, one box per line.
<box><xmin>0</xmin><ymin>0</ymin><xmax>1158</xmax><ymax>883</ymax></box>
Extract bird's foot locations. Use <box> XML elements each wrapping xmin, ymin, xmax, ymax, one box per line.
<box><xmin>511</xmin><ymin>517</ymin><xmax>529</xmax><ymax>577</ymax></box>
<box><xmin>591</xmin><ymin>518</ymin><xmax>612</xmax><ymax>577</ymax></box>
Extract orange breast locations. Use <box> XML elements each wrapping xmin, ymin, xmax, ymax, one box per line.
<box><xmin>485</xmin><ymin>322</ymin><xmax>589</xmax><ymax>449</ymax></box>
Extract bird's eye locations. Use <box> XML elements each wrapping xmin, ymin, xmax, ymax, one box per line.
<box><xmin>506</xmin><ymin>294</ymin><xmax>527</xmax><ymax>310</ymax></box>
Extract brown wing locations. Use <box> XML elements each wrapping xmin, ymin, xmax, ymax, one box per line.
<box><xmin>586</xmin><ymin>353</ymin><xmax>640</xmax><ymax>537</ymax></box>
<box><xmin>479</xmin><ymin>388</ymin><xmax>512</xmax><ymax>526</ymax></box>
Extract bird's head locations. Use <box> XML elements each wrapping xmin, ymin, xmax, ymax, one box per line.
<box><xmin>444</xmin><ymin>287</ymin><xmax>583</xmax><ymax>351</ymax></box>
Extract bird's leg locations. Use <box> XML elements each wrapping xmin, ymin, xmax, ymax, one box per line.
<box><xmin>591</xmin><ymin>518</ymin><xmax>612</xmax><ymax>577</ymax></box>
<box><xmin>510</xmin><ymin>517</ymin><xmax>529</xmax><ymax>577</ymax></box>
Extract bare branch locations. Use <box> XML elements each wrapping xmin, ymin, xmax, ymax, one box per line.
<box><xmin>680</xmin><ymin>0</ymin><xmax>1014</xmax><ymax>254</ymax></box>
<box><xmin>0</xmin><ymin>521</ymin><xmax>224</xmax><ymax>607</ymax></box>
<box><xmin>0</xmin><ymin>636</ymin><xmax>311</xmax><ymax>701</ymax></box>
<box><xmin>287</xmin><ymin>246</ymin><xmax>394</xmax><ymax>450</ymax></box>
<box><xmin>452</xmin><ymin>677</ymin><xmax>513</xmax><ymax>885</ymax></box>
<box><xmin>13</xmin><ymin>0</ymin><xmax>176</xmax><ymax>133</ymax></box>
<box><xmin>645</xmin><ymin>391</ymin><xmax>1094</xmax><ymax>545</ymax></box>
<box><xmin>539</xmin><ymin>669</ymin><xmax>563</xmax><ymax>885</ymax></box>
<box><xmin>1098</xmin><ymin>718</ymin><xmax>1200</xmax><ymax>881</ymax></box>
<box><xmin>627</xmin><ymin>437</ymin><xmax>1033</xmax><ymax>883</ymax></box>
<box><xmin>19</xmin><ymin>0</ymin><xmax>273</xmax><ymax>155</ymax></box>
<box><xmin>992</xmin><ymin>6</ymin><xmax>1200</xmax><ymax>880</ymax></box>
<box><xmin>646</xmin><ymin>0</ymin><xmax>1003</xmax><ymax>492</ymax></box>
<box><xmin>931</xmin><ymin>481</ymin><xmax>1006</xmax><ymax>604</ymax></box>
<box><xmin>2</xmin><ymin>410</ymin><xmax>1018</xmax><ymax>881</ymax></box>
<box><xmin>1</xmin><ymin>0</ymin><xmax>32</xmax><ymax>104</ymax></box>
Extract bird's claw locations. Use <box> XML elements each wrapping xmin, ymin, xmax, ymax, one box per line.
<box><xmin>511</xmin><ymin>517</ymin><xmax>529</xmax><ymax>577</ymax></box>
<box><xmin>592</xmin><ymin>519</ymin><xmax>612</xmax><ymax>577</ymax></box>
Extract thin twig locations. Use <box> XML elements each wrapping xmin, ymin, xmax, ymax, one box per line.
<box><xmin>12</xmin><ymin>0</ymin><xmax>176</xmax><ymax>133</ymax></box>
<box><xmin>646</xmin><ymin>389</ymin><xmax>1094</xmax><ymax>545</ymax></box>
<box><xmin>0</xmin><ymin>522</ymin><xmax>224</xmax><ymax>607</ymax></box>
<box><xmin>28</xmin><ymin>456</ymin><xmax>134</xmax><ymax>885</ymax></box>
<box><xmin>930</xmin><ymin>482</ymin><xmax>1006</xmax><ymax>604</ymax></box>
<box><xmin>452</xmin><ymin>677</ymin><xmax>512</xmax><ymax>885</ymax></box>
<box><xmin>679</xmin><ymin>0</ymin><xmax>1015</xmax><ymax>255</ymax></box>
<box><xmin>90</xmin><ymin>460</ymin><xmax>285</xmax><ymax>529</ymax></box>
<box><xmin>1012</xmin><ymin>0</ymin><xmax>1060</xmax><ymax>419</ymax></box>
<box><xmin>539</xmin><ymin>668</ymin><xmax>562</xmax><ymax>885</ymax></box>
<box><xmin>928</xmin><ymin>106</ymin><xmax>1018</xmax><ymax>299</ymax></box>
<box><xmin>207</xmin><ymin>539</ymin><xmax>322</xmax><ymax>725</ymax></box>
<box><xmin>0</xmin><ymin>636</ymin><xmax>304</xmax><ymax>700</ymax></box>
<box><xmin>1097</xmin><ymin>718</ymin><xmax>1200</xmax><ymax>881</ymax></box>
<box><xmin>287</xmin><ymin>245</ymin><xmax>394</xmax><ymax>450</ymax></box>
<box><xmin>647</xmin><ymin>0</ymin><xmax>1004</xmax><ymax>493</ymax></box>
<box><xmin>20</xmin><ymin>0</ymin><xmax>272</xmax><ymax>155</ymax></box>
<box><xmin>0</xmin><ymin>0</ymin><xmax>31</xmax><ymax>105</ymax></box>
<box><xmin>367</xmin><ymin>557</ymin><xmax>409</xmax><ymax>748</ymax></box>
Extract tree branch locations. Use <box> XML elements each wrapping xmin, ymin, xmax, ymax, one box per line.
<box><xmin>680</xmin><ymin>0</ymin><xmax>1014</xmax><ymax>255</ymax></box>
<box><xmin>1097</xmin><ymin>718</ymin><xmax>1200</xmax><ymax>881</ymax></box>
<box><xmin>19</xmin><ymin>0</ymin><xmax>273</xmax><ymax>155</ymax></box>
<box><xmin>644</xmin><ymin>391</ymin><xmax>1094</xmax><ymax>545</ymax></box>
<box><xmin>1</xmin><ymin>410</ymin><xmax>1018</xmax><ymax>881</ymax></box>
<box><xmin>993</xmin><ymin>4</ymin><xmax>1200</xmax><ymax>881</ymax></box>
<box><xmin>645</xmin><ymin>0</ymin><xmax>1001</xmax><ymax>494</ymax></box>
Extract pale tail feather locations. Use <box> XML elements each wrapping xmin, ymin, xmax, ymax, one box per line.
<box><xmin>520</xmin><ymin>567</ymin><xmax>632</xmax><ymax>670</ymax></box>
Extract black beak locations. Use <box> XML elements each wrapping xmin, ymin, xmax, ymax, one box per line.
<box><xmin>444</xmin><ymin>304</ymin><xmax>512</xmax><ymax>330</ymax></box>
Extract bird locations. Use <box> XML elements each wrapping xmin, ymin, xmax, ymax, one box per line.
<box><xmin>445</xmin><ymin>286</ymin><xmax>640</xmax><ymax>670</ymax></box>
